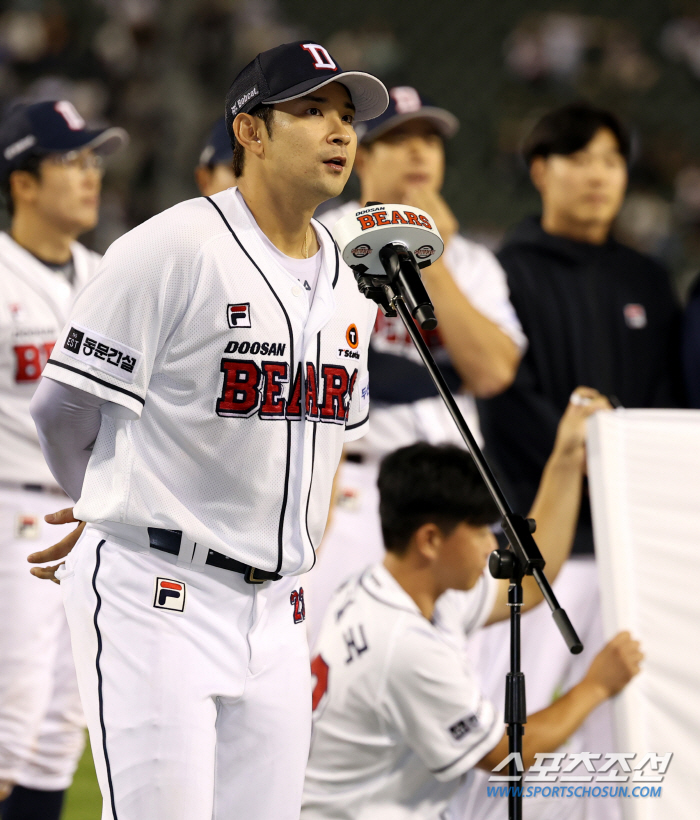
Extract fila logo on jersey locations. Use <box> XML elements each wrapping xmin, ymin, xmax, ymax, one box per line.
<box><xmin>623</xmin><ymin>303</ymin><xmax>647</xmax><ymax>329</ymax></box>
<box><xmin>301</xmin><ymin>43</ymin><xmax>337</xmax><ymax>70</ymax></box>
<box><xmin>227</xmin><ymin>303</ymin><xmax>251</xmax><ymax>328</ymax></box>
<box><xmin>154</xmin><ymin>578</ymin><xmax>186</xmax><ymax>612</ymax></box>
<box><xmin>356</xmin><ymin>208</ymin><xmax>433</xmax><ymax>231</ymax></box>
<box><xmin>216</xmin><ymin>359</ymin><xmax>358</xmax><ymax>423</ymax></box>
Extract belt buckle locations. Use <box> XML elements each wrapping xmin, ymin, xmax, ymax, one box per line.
<box><xmin>244</xmin><ymin>566</ymin><xmax>266</xmax><ymax>585</ymax></box>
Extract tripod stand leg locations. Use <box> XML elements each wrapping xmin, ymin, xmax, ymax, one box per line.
<box><xmin>505</xmin><ymin>578</ymin><xmax>526</xmax><ymax>820</ymax></box>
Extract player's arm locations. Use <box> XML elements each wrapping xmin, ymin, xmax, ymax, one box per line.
<box><xmin>403</xmin><ymin>186</ymin><xmax>521</xmax><ymax>397</ymax></box>
<box><xmin>485</xmin><ymin>387</ymin><xmax>612</xmax><ymax>625</ymax></box>
<box><xmin>476</xmin><ymin>631</ymin><xmax>643</xmax><ymax>771</ymax></box>
<box><xmin>27</xmin><ymin>379</ymin><xmax>106</xmax><ymax>582</ymax></box>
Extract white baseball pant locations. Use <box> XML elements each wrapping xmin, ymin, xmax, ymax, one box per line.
<box><xmin>0</xmin><ymin>486</ymin><xmax>85</xmax><ymax>791</ymax></box>
<box><xmin>58</xmin><ymin>526</ymin><xmax>312</xmax><ymax>819</ymax></box>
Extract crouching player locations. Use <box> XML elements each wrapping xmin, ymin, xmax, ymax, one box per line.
<box><xmin>302</xmin><ymin>388</ymin><xmax>642</xmax><ymax>819</ymax></box>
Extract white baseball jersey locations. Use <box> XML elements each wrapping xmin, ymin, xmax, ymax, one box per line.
<box><xmin>302</xmin><ymin>564</ymin><xmax>504</xmax><ymax>820</ymax></box>
<box><xmin>317</xmin><ymin>201</ymin><xmax>526</xmax><ymax>456</ymax></box>
<box><xmin>43</xmin><ymin>188</ymin><xmax>376</xmax><ymax>575</ymax></box>
<box><xmin>0</xmin><ymin>231</ymin><xmax>99</xmax><ymax>485</ymax></box>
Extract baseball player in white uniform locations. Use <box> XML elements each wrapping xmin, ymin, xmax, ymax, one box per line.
<box><xmin>302</xmin><ymin>391</ymin><xmax>643</xmax><ymax>820</ymax></box>
<box><xmin>305</xmin><ymin>86</ymin><xmax>527</xmax><ymax>644</ymax></box>
<box><xmin>0</xmin><ymin>101</ymin><xmax>126</xmax><ymax>819</ymax></box>
<box><xmin>28</xmin><ymin>42</ymin><xmax>389</xmax><ymax>819</ymax></box>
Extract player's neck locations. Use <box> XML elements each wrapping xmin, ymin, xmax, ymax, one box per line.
<box><xmin>11</xmin><ymin>210</ymin><xmax>76</xmax><ymax>265</ymax></box>
<box><xmin>237</xmin><ymin>177</ymin><xmax>320</xmax><ymax>259</ymax></box>
<box><xmin>383</xmin><ymin>554</ymin><xmax>442</xmax><ymax>621</ymax></box>
<box><xmin>540</xmin><ymin>208</ymin><xmax>611</xmax><ymax>246</ymax></box>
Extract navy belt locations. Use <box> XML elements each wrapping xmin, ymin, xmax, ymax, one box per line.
<box><xmin>147</xmin><ymin>528</ymin><xmax>281</xmax><ymax>584</ymax></box>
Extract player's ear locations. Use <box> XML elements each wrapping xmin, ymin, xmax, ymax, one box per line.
<box><xmin>529</xmin><ymin>157</ymin><xmax>546</xmax><ymax>194</ymax></box>
<box><xmin>233</xmin><ymin>113</ymin><xmax>265</xmax><ymax>160</ymax></box>
<box><xmin>9</xmin><ymin>168</ymin><xmax>41</xmax><ymax>206</ymax></box>
<box><xmin>412</xmin><ymin>522</ymin><xmax>442</xmax><ymax>562</ymax></box>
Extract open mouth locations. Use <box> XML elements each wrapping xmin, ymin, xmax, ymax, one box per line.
<box><xmin>323</xmin><ymin>156</ymin><xmax>346</xmax><ymax>171</ymax></box>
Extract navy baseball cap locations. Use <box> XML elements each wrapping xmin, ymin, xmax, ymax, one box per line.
<box><xmin>356</xmin><ymin>86</ymin><xmax>460</xmax><ymax>144</ymax></box>
<box><xmin>0</xmin><ymin>100</ymin><xmax>128</xmax><ymax>182</ymax></box>
<box><xmin>225</xmin><ymin>40</ymin><xmax>389</xmax><ymax>144</ymax></box>
<box><xmin>198</xmin><ymin>118</ymin><xmax>232</xmax><ymax>167</ymax></box>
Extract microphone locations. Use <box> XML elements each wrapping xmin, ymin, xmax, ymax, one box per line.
<box><xmin>332</xmin><ymin>202</ymin><xmax>444</xmax><ymax>330</ymax></box>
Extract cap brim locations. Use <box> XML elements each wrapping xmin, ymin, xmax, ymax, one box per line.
<box><xmin>265</xmin><ymin>71</ymin><xmax>389</xmax><ymax>122</ymax></box>
<box><xmin>82</xmin><ymin>127</ymin><xmax>129</xmax><ymax>156</ymax></box>
<box><xmin>359</xmin><ymin>107</ymin><xmax>460</xmax><ymax>143</ymax></box>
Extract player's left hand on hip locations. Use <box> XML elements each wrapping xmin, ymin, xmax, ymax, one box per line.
<box><xmin>27</xmin><ymin>507</ymin><xmax>85</xmax><ymax>584</ymax></box>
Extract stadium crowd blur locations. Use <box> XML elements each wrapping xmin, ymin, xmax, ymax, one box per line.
<box><xmin>2</xmin><ymin>0</ymin><xmax>700</xmax><ymax>299</ymax></box>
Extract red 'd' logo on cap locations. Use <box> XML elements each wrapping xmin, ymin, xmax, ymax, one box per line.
<box><xmin>301</xmin><ymin>43</ymin><xmax>337</xmax><ymax>71</ymax></box>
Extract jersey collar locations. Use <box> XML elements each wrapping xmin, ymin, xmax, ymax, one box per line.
<box><xmin>360</xmin><ymin>562</ymin><xmax>424</xmax><ymax>616</ymax></box>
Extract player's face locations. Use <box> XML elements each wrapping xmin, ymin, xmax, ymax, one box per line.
<box><xmin>28</xmin><ymin>149</ymin><xmax>102</xmax><ymax>235</ymax></box>
<box><xmin>531</xmin><ymin>128</ymin><xmax>628</xmax><ymax>236</ymax></box>
<box><xmin>435</xmin><ymin>522</ymin><xmax>497</xmax><ymax>592</ymax></box>
<box><xmin>264</xmin><ymin>82</ymin><xmax>357</xmax><ymax>203</ymax></box>
<box><xmin>195</xmin><ymin>162</ymin><xmax>237</xmax><ymax>196</ymax></box>
<box><xmin>355</xmin><ymin>120</ymin><xmax>445</xmax><ymax>202</ymax></box>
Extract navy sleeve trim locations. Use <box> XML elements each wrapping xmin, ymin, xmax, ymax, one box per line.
<box><xmin>346</xmin><ymin>412</ymin><xmax>369</xmax><ymax>431</ymax></box>
<box><xmin>46</xmin><ymin>359</ymin><xmax>145</xmax><ymax>405</ymax></box>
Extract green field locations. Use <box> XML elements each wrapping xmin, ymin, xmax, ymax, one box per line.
<box><xmin>64</xmin><ymin>736</ymin><xmax>101</xmax><ymax>820</ymax></box>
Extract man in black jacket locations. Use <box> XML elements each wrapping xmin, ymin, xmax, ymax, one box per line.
<box><xmin>462</xmin><ymin>105</ymin><xmax>682</xmax><ymax>820</ymax></box>
<box><xmin>480</xmin><ymin>103</ymin><xmax>683</xmax><ymax>554</ymax></box>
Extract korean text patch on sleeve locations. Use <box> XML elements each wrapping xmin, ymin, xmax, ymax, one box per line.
<box><xmin>61</xmin><ymin>324</ymin><xmax>142</xmax><ymax>384</ymax></box>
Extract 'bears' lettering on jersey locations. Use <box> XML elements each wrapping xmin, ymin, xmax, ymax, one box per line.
<box><xmin>216</xmin><ymin>359</ymin><xmax>358</xmax><ymax>424</ymax></box>
<box><xmin>13</xmin><ymin>341</ymin><xmax>55</xmax><ymax>382</ymax></box>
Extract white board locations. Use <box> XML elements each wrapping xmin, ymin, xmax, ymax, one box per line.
<box><xmin>587</xmin><ymin>409</ymin><xmax>700</xmax><ymax>820</ymax></box>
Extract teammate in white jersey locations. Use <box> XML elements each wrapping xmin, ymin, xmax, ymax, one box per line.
<box><xmin>194</xmin><ymin>117</ymin><xmax>236</xmax><ymax>197</ymax></box>
<box><xmin>307</xmin><ymin>86</ymin><xmax>527</xmax><ymax>644</ymax></box>
<box><xmin>303</xmin><ymin>391</ymin><xmax>643</xmax><ymax>820</ymax></box>
<box><xmin>0</xmin><ymin>101</ymin><xmax>126</xmax><ymax>819</ymax></box>
<box><xmin>28</xmin><ymin>42</ymin><xmax>389</xmax><ymax>819</ymax></box>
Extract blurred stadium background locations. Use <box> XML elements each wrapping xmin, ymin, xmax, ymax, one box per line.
<box><xmin>2</xmin><ymin>0</ymin><xmax>700</xmax><ymax>815</ymax></box>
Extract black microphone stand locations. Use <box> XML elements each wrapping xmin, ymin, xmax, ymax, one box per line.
<box><xmin>351</xmin><ymin>242</ymin><xmax>583</xmax><ymax>820</ymax></box>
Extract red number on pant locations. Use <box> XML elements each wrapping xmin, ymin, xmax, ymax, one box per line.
<box><xmin>290</xmin><ymin>587</ymin><xmax>306</xmax><ymax>624</ymax></box>
<box><xmin>311</xmin><ymin>654</ymin><xmax>329</xmax><ymax>712</ymax></box>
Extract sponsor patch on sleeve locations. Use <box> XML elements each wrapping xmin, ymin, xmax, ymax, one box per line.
<box><xmin>358</xmin><ymin>373</ymin><xmax>370</xmax><ymax>412</ymax></box>
<box><xmin>448</xmin><ymin>712</ymin><xmax>481</xmax><ymax>745</ymax></box>
<box><xmin>61</xmin><ymin>324</ymin><xmax>141</xmax><ymax>384</ymax></box>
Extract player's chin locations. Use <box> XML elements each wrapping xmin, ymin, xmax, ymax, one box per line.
<box><xmin>71</xmin><ymin>208</ymin><xmax>99</xmax><ymax>234</ymax></box>
<box><xmin>318</xmin><ymin>167</ymin><xmax>350</xmax><ymax>196</ymax></box>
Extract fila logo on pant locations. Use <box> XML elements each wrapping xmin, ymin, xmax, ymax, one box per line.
<box><xmin>154</xmin><ymin>578</ymin><xmax>186</xmax><ymax>612</ymax></box>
